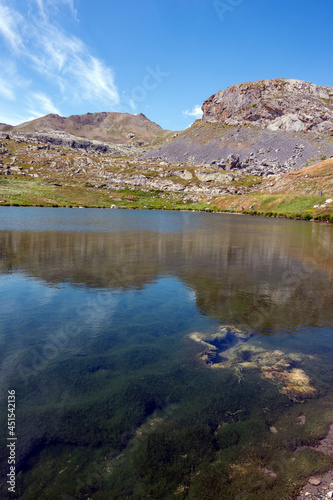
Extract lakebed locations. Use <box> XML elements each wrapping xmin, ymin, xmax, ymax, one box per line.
<box><xmin>0</xmin><ymin>208</ymin><xmax>333</xmax><ymax>499</ymax></box>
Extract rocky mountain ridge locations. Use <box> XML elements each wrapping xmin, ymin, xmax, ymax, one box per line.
<box><xmin>3</xmin><ymin>78</ymin><xmax>333</xmax><ymax>181</ymax></box>
<box><xmin>0</xmin><ymin>123</ymin><xmax>13</xmax><ymax>131</ymax></box>
<box><xmin>202</xmin><ymin>78</ymin><xmax>333</xmax><ymax>133</ymax></box>
<box><xmin>10</xmin><ymin>111</ymin><xmax>172</xmax><ymax>147</ymax></box>
<box><xmin>0</xmin><ymin>134</ymin><xmax>246</xmax><ymax>198</ymax></box>
<box><xmin>145</xmin><ymin>79</ymin><xmax>333</xmax><ymax>174</ymax></box>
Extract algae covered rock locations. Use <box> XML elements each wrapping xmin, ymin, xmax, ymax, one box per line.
<box><xmin>189</xmin><ymin>325</ymin><xmax>253</xmax><ymax>366</ymax></box>
<box><xmin>188</xmin><ymin>326</ymin><xmax>317</xmax><ymax>401</ymax></box>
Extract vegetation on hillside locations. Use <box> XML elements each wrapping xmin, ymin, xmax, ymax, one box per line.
<box><xmin>0</xmin><ymin>136</ymin><xmax>333</xmax><ymax>223</ymax></box>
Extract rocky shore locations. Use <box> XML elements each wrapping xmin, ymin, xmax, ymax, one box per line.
<box><xmin>296</xmin><ymin>423</ymin><xmax>333</xmax><ymax>499</ymax></box>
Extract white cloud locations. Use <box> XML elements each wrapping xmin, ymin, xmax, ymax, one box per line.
<box><xmin>0</xmin><ymin>110</ymin><xmax>29</xmax><ymax>126</ymax></box>
<box><xmin>0</xmin><ymin>3</ymin><xmax>24</xmax><ymax>52</ymax></box>
<box><xmin>182</xmin><ymin>104</ymin><xmax>203</xmax><ymax>119</ymax></box>
<box><xmin>36</xmin><ymin>28</ymin><xmax>84</xmax><ymax>74</ymax></box>
<box><xmin>4</xmin><ymin>93</ymin><xmax>61</xmax><ymax>124</ymax></box>
<box><xmin>35</xmin><ymin>0</ymin><xmax>47</xmax><ymax>19</ymax></box>
<box><xmin>129</xmin><ymin>99</ymin><xmax>136</xmax><ymax>111</ymax></box>
<box><xmin>62</xmin><ymin>0</ymin><xmax>78</xmax><ymax>19</ymax></box>
<box><xmin>0</xmin><ymin>0</ymin><xmax>119</xmax><ymax>117</ymax></box>
<box><xmin>0</xmin><ymin>76</ymin><xmax>15</xmax><ymax>100</ymax></box>
<box><xmin>28</xmin><ymin>92</ymin><xmax>61</xmax><ymax>117</ymax></box>
<box><xmin>69</xmin><ymin>55</ymin><xmax>119</xmax><ymax>105</ymax></box>
<box><xmin>35</xmin><ymin>0</ymin><xmax>78</xmax><ymax>21</ymax></box>
<box><xmin>29</xmin><ymin>9</ymin><xmax>120</xmax><ymax>106</ymax></box>
<box><xmin>0</xmin><ymin>59</ymin><xmax>30</xmax><ymax>103</ymax></box>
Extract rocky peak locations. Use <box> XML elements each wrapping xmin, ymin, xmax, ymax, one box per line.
<box><xmin>0</xmin><ymin>122</ymin><xmax>13</xmax><ymax>131</ymax></box>
<box><xmin>202</xmin><ymin>78</ymin><xmax>333</xmax><ymax>133</ymax></box>
<box><xmin>11</xmin><ymin>112</ymin><xmax>170</xmax><ymax>146</ymax></box>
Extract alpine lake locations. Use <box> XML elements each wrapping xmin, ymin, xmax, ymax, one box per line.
<box><xmin>1</xmin><ymin>207</ymin><xmax>333</xmax><ymax>500</ymax></box>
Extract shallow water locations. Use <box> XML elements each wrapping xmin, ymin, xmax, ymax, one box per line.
<box><xmin>0</xmin><ymin>208</ymin><xmax>333</xmax><ymax>499</ymax></box>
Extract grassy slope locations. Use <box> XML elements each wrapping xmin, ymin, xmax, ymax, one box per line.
<box><xmin>0</xmin><ymin>176</ymin><xmax>212</xmax><ymax>212</ymax></box>
<box><xmin>0</xmin><ymin>137</ymin><xmax>333</xmax><ymax>221</ymax></box>
<box><xmin>213</xmin><ymin>158</ymin><xmax>333</xmax><ymax>221</ymax></box>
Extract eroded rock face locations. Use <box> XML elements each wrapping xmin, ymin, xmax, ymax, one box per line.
<box><xmin>202</xmin><ymin>79</ymin><xmax>333</xmax><ymax>134</ymax></box>
<box><xmin>5</xmin><ymin>131</ymin><xmax>130</xmax><ymax>155</ymax></box>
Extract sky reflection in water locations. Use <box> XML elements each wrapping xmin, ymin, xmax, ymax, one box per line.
<box><xmin>1</xmin><ymin>208</ymin><xmax>333</xmax><ymax>499</ymax></box>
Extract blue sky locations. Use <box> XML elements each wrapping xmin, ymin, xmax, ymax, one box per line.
<box><xmin>0</xmin><ymin>0</ymin><xmax>333</xmax><ymax>131</ymax></box>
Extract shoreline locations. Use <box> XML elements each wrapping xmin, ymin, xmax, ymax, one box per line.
<box><xmin>1</xmin><ymin>203</ymin><xmax>333</xmax><ymax>224</ymax></box>
<box><xmin>295</xmin><ymin>423</ymin><xmax>333</xmax><ymax>499</ymax></box>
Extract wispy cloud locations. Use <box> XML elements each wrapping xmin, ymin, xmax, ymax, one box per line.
<box><xmin>27</xmin><ymin>24</ymin><xmax>119</xmax><ymax>105</ymax></box>
<box><xmin>27</xmin><ymin>92</ymin><xmax>61</xmax><ymax>118</ymax></box>
<box><xmin>0</xmin><ymin>70</ymin><xmax>16</xmax><ymax>101</ymax></box>
<box><xmin>0</xmin><ymin>0</ymin><xmax>119</xmax><ymax>122</ymax></box>
<box><xmin>35</xmin><ymin>0</ymin><xmax>78</xmax><ymax>22</ymax></box>
<box><xmin>35</xmin><ymin>0</ymin><xmax>47</xmax><ymax>19</ymax></box>
<box><xmin>0</xmin><ymin>78</ymin><xmax>15</xmax><ymax>100</ymax></box>
<box><xmin>0</xmin><ymin>58</ymin><xmax>30</xmax><ymax>103</ymax></box>
<box><xmin>0</xmin><ymin>3</ymin><xmax>24</xmax><ymax>52</ymax></box>
<box><xmin>28</xmin><ymin>2</ymin><xmax>119</xmax><ymax>106</ymax></box>
<box><xmin>60</xmin><ymin>49</ymin><xmax>119</xmax><ymax>105</ymax></box>
<box><xmin>129</xmin><ymin>98</ymin><xmax>136</xmax><ymax>111</ymax></box>
<box><xmin>182</xmin><ymin>104</ymin><xmax>203</xmax><ymax>119</ymax></box>
<box><xmin>61</xmin><ymin>0</ymin><xmax>78</xmax><ymax>20</ymax></box>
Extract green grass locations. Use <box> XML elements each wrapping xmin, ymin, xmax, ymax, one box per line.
<box><xmin>1</xmin><ymin>176</ymin><xmax>332</xmax><ymax>223</ymax></box>
<box><xmin>0</xmin><ymin>177</ymin><xmax>217</xmax><ymax>212</ymax></box>
<box><xmin>232</xmin><ymin>175</ymin><xmax>264</xmax><ymax>188</ymax></box>
<box><xmin>1</xmin><ymin>141</ymin><xmax>332</xmax><ymax>224</ymax></box>
<box><xmin>271</xmin><ymin>195</ymin><xmax>325</xmax><ymax>212</ymax></box>
<box><xmin>216</xmin><ymin>192</ymin><xmax>333</xmax><ymax>222</ymax></box>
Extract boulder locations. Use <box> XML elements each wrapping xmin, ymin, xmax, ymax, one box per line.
<box><xmin>226</xmin><ymin>153</ymin><xmax>241</xmax><ymax>170</ymax></box>
<box><xmin>195</xmin><ymin>170</ymin><xmax>234</xmax><ymax>183</ymax></box>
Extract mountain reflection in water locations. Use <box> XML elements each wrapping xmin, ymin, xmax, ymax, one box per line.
<box><xmin>1</xmin><ymin>208</ymin><xmax>333</xmax><ymax>500</ymax></box>
<box><xmin>1</xmin><ymin>209</ymin><xmax>333</xmax><ymax>332</ymax></box>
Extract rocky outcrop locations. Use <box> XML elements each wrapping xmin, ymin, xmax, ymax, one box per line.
<box><xmin>0</xmin><ymin>135</ymin><xmax>249</xmax><ymax>197</ymax></box>
<box><xmin>2</xmin><ymin>130</ymin><xmax>132</xmax><ymax>155</ymax></box>
<box><xmin>202</xmin><ymin>78</ymin><xmax>333</xmax><ymax>134</ymax></box>
<box><xmin>145</xmin><ymin>78</ymin><xmax>333</xmax><ymax>172</ymax></box>
<box><xmin>195</xmin><ymin>170</ymin><xmax>235</xmax><ymax>183</ymax></box>
<box><xmin>144</xmin><ymin>121</ymin><xmax>333</xmax><ymax>175</ymax></box>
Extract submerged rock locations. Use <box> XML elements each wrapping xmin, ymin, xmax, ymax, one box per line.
<box><xmin>188</xmin><ymin>327</ymin><xmax>317</xmax><ymax>401</ymax></box>
<box><xmin>188</xmin><ymin>325</ymin><xmax>252</xmax><ymax>366</ymax></box>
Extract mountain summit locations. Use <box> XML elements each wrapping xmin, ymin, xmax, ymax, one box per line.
<box><xmin>202</xmin><ymin>78</ymin><xmax>333</xmax><ymax>133</ymax></box>
<box><xmin>12</xmin><ymin>112</ymin><xmax>172</xmax><ymax>146</ymax></box>
<box><xmin>145</xmin><ymin>78</ymin><xmax>333</xmax><ymax>172</ymax></box>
